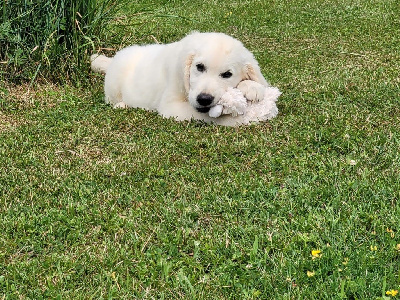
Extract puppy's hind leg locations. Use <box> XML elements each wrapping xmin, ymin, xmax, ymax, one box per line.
<box><xmin>113</xmin><ymin>102</ymin><xmax>128</xmax><ymax>109</ymax></box>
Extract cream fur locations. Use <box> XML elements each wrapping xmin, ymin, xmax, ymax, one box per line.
<box><xmin>90</xmin><ymin>32</ymin><xmax>272</xmax><ymax>126</ymax></box>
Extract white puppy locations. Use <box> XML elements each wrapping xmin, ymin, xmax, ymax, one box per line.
<box><xmin>91</xmin><ymin>32</ymin><xmax>269</xmax><ymax>126</ymax></box>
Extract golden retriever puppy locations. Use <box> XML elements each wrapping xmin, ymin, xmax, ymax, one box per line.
<box><xmin>91</xmin><ymin>32</ymin><xmax>269</xmax><ymax>126</ymax></box>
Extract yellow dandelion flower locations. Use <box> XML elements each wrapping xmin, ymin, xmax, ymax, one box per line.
<box><xmin>342</xmin><ymin>257</ymin><xmax>349</xmax><ymax>265</ymax></box>
<box><xmin>386</xmin><ymin>290</ymin><xmax>398</xmax><ymax>297</ymax></box>
<box><xmin>387</xmin><ymin>228</ymin><xmax>395</xmax><ymax>238</ymax></box>
<box><xmin>307</xmin><ymin>271</ymin><xmax>315</xmax><ymax>277</ymax></box>
<box><xmin>311</xmin><ymin>249</ymin><xmax>322</xmax><ymax>259</ymax></box>
<box><xmin>396</xmin><ymin>244</ymin><xmax>400</xmax><ymax>251</ymax></box>
<box><xmin>370</xmin><ymin>245</ymin><xmax>377</xmax><ymax>251</ymax></box>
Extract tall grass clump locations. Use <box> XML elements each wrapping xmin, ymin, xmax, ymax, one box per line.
<box><xmin>0</xmin><ymin>0</ymin><xmax>119</xmax><ymax>84</ymax></box>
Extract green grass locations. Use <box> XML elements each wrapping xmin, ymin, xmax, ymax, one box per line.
<box><xmin>1</xmin><ymin>0</ymin><xmax>400</xmax><ymax>298</ymax></box>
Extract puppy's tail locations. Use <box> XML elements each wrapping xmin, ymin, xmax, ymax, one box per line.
<box><xmin>90</xmin><ymin>54</ymin><xmax>112</xmax><ymax>74</ymax></box>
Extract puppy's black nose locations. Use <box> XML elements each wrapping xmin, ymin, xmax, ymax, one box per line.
<box><xmin>196</xmin><ymin>93</ymin><xmax>214</xmax><ymax>106</ymax></box>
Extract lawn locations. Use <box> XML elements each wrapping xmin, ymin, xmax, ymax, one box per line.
<box><xmin>1</xmin><ymin>0</ymin><xmax>400</xmax><ymax>298</ymax></box>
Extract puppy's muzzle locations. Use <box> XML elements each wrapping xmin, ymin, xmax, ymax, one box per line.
<box><xmin>196</xmin><ymin>93</ymin><xmax>214</xmax><ymax>113</ymax></box>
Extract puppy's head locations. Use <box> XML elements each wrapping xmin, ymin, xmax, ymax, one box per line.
<box><xmin>183</xmin><ymin>32</ymin><xmax>267</xmax><ymax>113</ymax></box>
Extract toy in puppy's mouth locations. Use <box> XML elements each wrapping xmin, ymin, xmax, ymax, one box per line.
<box><xmin>208</xmin><ymin>84</ymin><xmax>281</xmax><ymax>123</ymax></box>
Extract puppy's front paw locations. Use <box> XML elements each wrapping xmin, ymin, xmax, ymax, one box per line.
<box><xmin>237</xmin><ymin>80</ymin><xmax>265</xmax><ymax>102</ymax></box>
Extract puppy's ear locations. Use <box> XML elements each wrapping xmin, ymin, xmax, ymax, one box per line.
<box><xmin>243</xmin><ymin>58</ymin><xmax>268</xmax><ymax>86</ymax></box>
<box><xmin>184</xmin><ymin>54</ymin><xmax>195</xmax><ymax>94</ymax></box>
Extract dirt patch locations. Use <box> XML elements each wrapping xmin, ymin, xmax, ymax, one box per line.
<box><xmin>0</xmin><ymin>83</ymin><xmax>66</xmax><ymax>132</ymax></box>
<box><xmin>0</xmin><ymin>82</ymin><xmax>64</xmax><ymax>110</ymax></box>
<box><xmin>0</xmin><ymin>111</ymin><xmax>21</xmax><ymax>132</ymax></box>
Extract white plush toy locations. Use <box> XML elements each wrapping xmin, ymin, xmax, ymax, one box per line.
<box><xmin>208</xmin><ymin>84</ymin><xmax>281</xmax><ymax>124</ymax></box>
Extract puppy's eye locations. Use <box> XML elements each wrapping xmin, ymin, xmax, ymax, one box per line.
<box><xmin>196</xmin><ymin>63</ymin><xmax>206</xmax><ymax>72</ymax></box>
<box><xmin>220</xmin><ymin>71</ymin><xmax>233</xmax><ymax>79</ymax></box>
